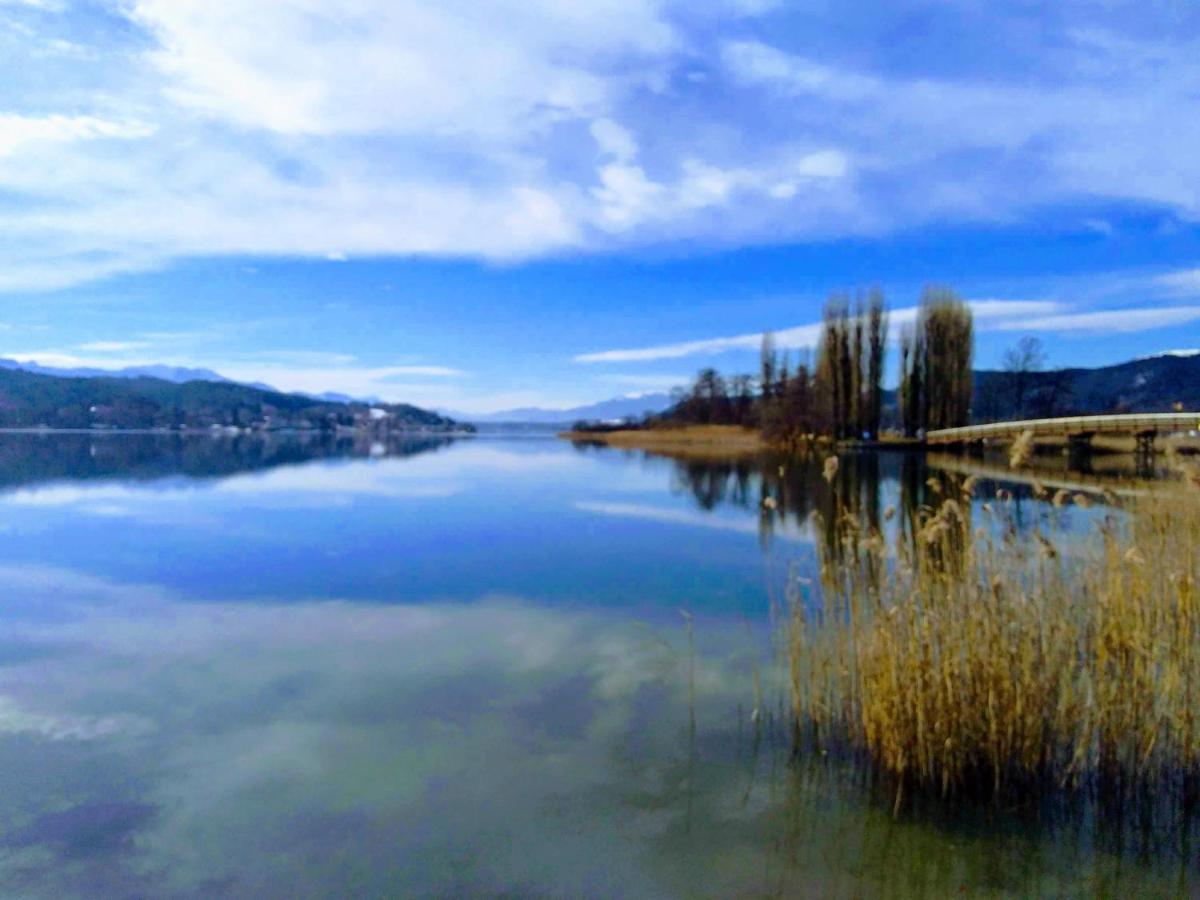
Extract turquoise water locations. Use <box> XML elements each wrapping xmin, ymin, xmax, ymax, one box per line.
<box><xmin>0</xmin><ymin>432</ymin><xmax>1192</xmax><ymax>897</ymax></box>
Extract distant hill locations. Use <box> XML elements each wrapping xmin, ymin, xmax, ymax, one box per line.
<box><xmin>302</xmin><ymin>390</ymin><xmax>383</xmax><ymax>405</ymax></box>
<box><xmin>448</xmin><ymin>392</ymin><xmax>674</xmax><ymax>424</ymax></box>
<box><xmin>0</xmin><ymin>367</ymin><xmax>463</xmax><ymax>432</ymax></box>
<box><xmin>973</xmin><ymin>351</ymin><xmax>1200</xmax><ymax>421</ymax></box>
<box><xmin>642</xmin><ymin>352</ymin><xmax>1200</xmax><ymax>430</ymax></box>
<box><xmin>0</xmin><ymin>358</ymin><xmax>231</xmax><ymax>384</ymax></box>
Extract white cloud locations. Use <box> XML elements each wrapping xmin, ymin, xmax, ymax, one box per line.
<box><xmin>575</xmin><ymin>500</ymin><xmax>809</xmax><ymax>542</ymax></box>
<box><xmin>0</xmin><ymin>696</ymin><xmax>138</xmax><ymax>741</ymax></box>
<box><xmin>993</xmin><ymin>305</ymin><xmax>1200</xmax><ymax>334</ymax></box>
<box><xmin>721</xmin><ymin>34</ymin><xmax>1200</xmax><ymax>225</ymax></box>
<box><xmin>0</xmin><ymin>4</ymin><xmax>1198</xmax><ymax>289</ymax></box>
<box><xmin>126</xmin><ymin>0</ymin><xmax>674</xmax><ymax>138</ymax></box>
<box><xmin>722</xmin><ymin>40</ymin><xmax>876</xmax><ymax>101</ymax></box>
<box><xmin>590</xmin><ymin>118</ymin><xmax>638</xmax><ymax>162</ymax></box>
<box><xmin>380</xmin><ymin>366</ymin><xmax>464</xmax><ymax>378</ymax></box>
<box><xmin>174</xmin><ymin>363</ymin><xmax>469</xmax><ymax>400</ymax></box>
<box><xmin>1156</xmin><ymin>268</ymin><xmax>1200</xmax><ymax>295</ymax></box>
<box><xmin>250</xmin><ymin>350</ymin><xmax>359</xmax><ymax>367</ymax></box>
<box><xmin>574</xmin><ymin>299</ymin><xmax>1061</xmax><ymax>364</ymax></box>
<box><xmin>74</xmin><ymin>341</ymin><xmax>152</xmax><ymax>353</ymax></box>
<box><xmin>0</xmin><ymin>113</ymin><xmax>153</xmax><ymax>157</ymax></box>
<box><xmin>576</xmin><ymin>327</ymin><xmax>795</xmax><ymax>364</ymax></box>
<box><xmin>0</xmin><ymin>0</ymin><xmax>63</xmax><ymax>9</ymax></box>
<box><xmin>591</xmin><ymin>150</ymin><xmax>850</xmax><ymax>232</ymax></box>
<box><xmin>592</xmin><ymin>163</ymin><xmax>667</xmax><ymax>230</ymax></box>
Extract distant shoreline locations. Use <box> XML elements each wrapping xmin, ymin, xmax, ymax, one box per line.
<box><xmin>0</xmin><ymin>426</ymin><xmax>471</xmax><ymax>437</ymax></box>
<box><xmin>558</xmin><ymin>425</ymin><xmax>767</xmax><ymax>455</ymax></box>
<box><xmin>559</xmin><ymin>424</ymin><xmax>1200</xmax><ymax>458</ymax></box>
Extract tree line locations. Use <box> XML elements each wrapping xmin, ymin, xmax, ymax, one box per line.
<box><xmin>0</xmin><ymin>366</ymin><xmax>466</xmax><ymax>432</ymax></box>
<box><xmin>647</xmin><ymin>286</ymin><xmax>976</xmax><ymax>444</ymax></box>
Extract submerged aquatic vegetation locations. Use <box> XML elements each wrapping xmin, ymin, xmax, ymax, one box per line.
<box><xmin>788</xmin><ymin>475</ymin><xmax>1200</xmax><ymax>810</ymax></box>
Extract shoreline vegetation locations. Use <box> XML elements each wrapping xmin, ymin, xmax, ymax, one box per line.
<box><xmin>563</xmin><ymin>287</ymin><xmax>975</xmax><ymax>453</ymax></box>
<box><xmin>561</xmin><ymin>285</ymin><xmax>1199</xmax><ymax>462</ymax></box>
<box><xmin>558</xmin><ymin>424</ymin><xmax>769</xmax><ymax>455</ymax></box>
<box><xmin>558</xmin><ymin>423</ymin><xmax>930</xmax><ymax>455</ymax></box>
<box><xmin>788</xmin><ymin>440</ymin><xmax>1200</xmax><ymax>820</ymax></box>
<box><xmin>559</xmin><ymin>420</ymin><xmax>1200</xmax><ymax>457</ymax></box>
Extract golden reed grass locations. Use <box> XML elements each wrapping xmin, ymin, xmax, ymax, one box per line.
<box><xmin>789</xmin><ymin>451</ymin><xmax>1200</xmax><ymax>809</ymax></box>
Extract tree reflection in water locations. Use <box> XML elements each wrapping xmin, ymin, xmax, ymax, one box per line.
<box><xmin>0</xmin><ymin>430</ymin><xmax>456</xmax><ymax>492</ymax></box>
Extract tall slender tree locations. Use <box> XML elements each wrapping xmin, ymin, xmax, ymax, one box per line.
<box><xmin>901</xmin><ymin>287</ymin><xmax>974</xmax><ymax>433</ymax></box>
<box><xmin>837</xmin><ymin>302</ymin><xmax>853</xmax><ymax>440</ymax></box>
<box><xmin>851</xmin><ymin>294</ymin><xmax>865</xmax><ymax>439</ymax></box>
<box><xmin>817</xmin><ymin>297</ymin><xmax>848</xmax><ymax>439</ymax></box>
<box><xmin>865</xmin><ymin>289</ymin><xmax>888</xmax><ymax>440</ymax></box>
<box><xmin>760</xmin><ymin>332</ymin><xmax>777</xmax><ymax>401</ymax></box>
<box><xmin>898</xmin><ymin>324</ymin><xmax>920</xmax><ymax>437</ymax></box>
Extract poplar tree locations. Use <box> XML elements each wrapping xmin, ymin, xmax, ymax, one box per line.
<box><xmin>837</xmin><ymin>302</ymin><xmax>853</xmax><ymax>440</ymax></box>
<box><xmin>851</xmin><ymin>295</ymin><xmax>865</xmax><ymax>439</ymax></box>
<box><xmin>919</xmin><ymin>287</ymin><xmax>973</xmax><ymax>430</ymax></box>
<box><xmin>817</xmin><ymin>299</ymin><xmax>843</xmax><ymax>439</ymax></box>
<box><xmin>865</xmin><ymin>289</ymin><xmax>888</xmax><ymax>440</ymax></box>
<box><xmin>760</xmin><ymin>332</ymin><xmax>777</xmax><ymax>401</ymax></box>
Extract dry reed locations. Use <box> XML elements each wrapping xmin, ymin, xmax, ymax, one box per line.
<box><xmin>788</xmin><ymin>475</ymin><xmax>1200</xmax><ymax>808</ymax></box>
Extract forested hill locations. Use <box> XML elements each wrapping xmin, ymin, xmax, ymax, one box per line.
<box><xmin>973</xmin><ymin>353</ymin><xmax>1200</xmax><ymax>421</ymax></box>
<box><xmin>0</xmin><ymin>367</ymin><xmax>463</xmax><ymax>431</ymax></box>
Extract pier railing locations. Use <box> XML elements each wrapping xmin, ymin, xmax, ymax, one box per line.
<box><xmin>926</xmin><ymin>413</ymin><xmax>1200</xmax><ymax>446</ymax></box>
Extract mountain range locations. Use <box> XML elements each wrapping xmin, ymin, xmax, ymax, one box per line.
<box><xmin>0</xmin><ymin>366</ymin><xmax>461</xmax><ymax>431</ymax></box>
<box><xmin>0</xmin><ymin>357</ymin><xmax>675</xmax><ymax>424</ymax></box>
<box><xmin>466</xmin><ymin>351</ymin><xmax>1200</xmax><ymax>425</ymax></box>
<box><xmin>444</xmin><ymin>392</ymin><xmax>675</xmax><ymax>424</ymax></box>
<box><xmin>972</xmin><ymin>351</ymin><xmax>1200</xmax><ymax>420</ymax></box>
<box><xmin>0</xmin><ymin>358</ymin><xmax>231</xmax><ymax>384</ymax></box>
<box><xmin>4</xmin><ymin>350</ymin><xmax>1200</xmax><ymax>429</ymax></box>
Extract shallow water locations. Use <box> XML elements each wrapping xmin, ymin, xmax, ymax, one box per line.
<box><xmin>0</xmin><ymin>431</ymin><xmax>1193</xmax><ymax>897</ymax></box>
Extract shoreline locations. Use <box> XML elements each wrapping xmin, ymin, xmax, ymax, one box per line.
<box><xmin>559</xmin><ymin>425</ymin><xmax>1200</xmax><ymax>458</ymax></box>
<box><xmin>0</xmin><ymin>426</ymin><xmax>470</xmax><ymax>437</ymax></box>
<box><xmin>558</xmin><ymin>425</ymin><xmax>767</xmax><ymax>456</ymax></box>
<box><xmin>558</xmin><ymin>425</ymin><xmax>928</xmax><ymax>456</ymax></box>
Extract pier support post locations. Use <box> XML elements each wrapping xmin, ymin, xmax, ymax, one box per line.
<box><xmin>1067</xmin><ymin>432</ymin><xmax>1094</xmax><ymax>472</ymax></box>
<box><xmin>1134</xmin><ymin>430</ymin><xmax>1157</xmax><ymax>477</ymax></box>
<box><xmin>1067</xmin><ymin>432</ymin><xmax>1094</xmax><ymax>454</ymax></box>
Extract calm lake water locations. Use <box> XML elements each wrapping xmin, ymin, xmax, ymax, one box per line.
<box><xmin>0</xmin><ymin>431</ymin><xmax>1193</xmax><ymax>897</ymax></box>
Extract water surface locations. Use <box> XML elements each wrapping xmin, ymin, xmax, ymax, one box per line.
<box><xmin>0</xmin><ymin>432</ymin><xmax>1192</xmax><ymax>897</ymax></box>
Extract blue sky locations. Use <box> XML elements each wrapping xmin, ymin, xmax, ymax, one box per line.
<box><xmin>1</xmin><ymin>0</ymin><xmax>1199</xmax><ymax>412</ymax></box>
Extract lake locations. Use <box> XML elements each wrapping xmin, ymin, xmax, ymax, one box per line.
<box><xmin>0</xmin><ymin>431</ymin><xmax>1193</xmax><ymax>897</ymax></box>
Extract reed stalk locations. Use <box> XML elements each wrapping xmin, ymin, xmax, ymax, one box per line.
<box><xmin>789</xmin><ymin>467</ymin><xmax>1200</xmax><ymax>807</ymax></box>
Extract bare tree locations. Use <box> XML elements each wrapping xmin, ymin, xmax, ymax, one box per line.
<box><xmin>729</xmin><ymin>374</ymin><xmax>755</xmax><ymax>425</ymax></box>
<box><xmin>691</xmin><ymin>368</ymin><xmax>729</xmax><ymax>424</ymax></box>
<box><xmin>1002</xmin><ymin>336</ymin><xmax>1045</xmax><ymax>419</ymax></box>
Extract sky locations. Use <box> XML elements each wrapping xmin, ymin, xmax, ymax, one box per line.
<box><xmin>1</xmin><ymin>1</ymin><xmax>1199</xmax><ymax>413</ymax></box>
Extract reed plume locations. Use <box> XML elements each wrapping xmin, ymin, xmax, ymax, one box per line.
<box><xmin>788</xmin><ymin>482</ymin><xmax>1200</xmax><ymax>809</ymax></box>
